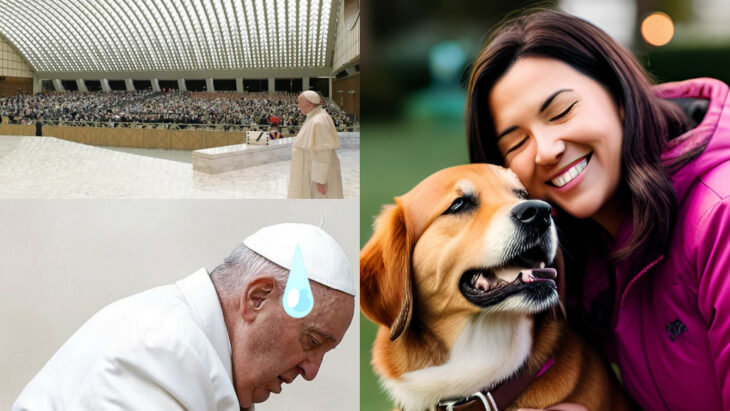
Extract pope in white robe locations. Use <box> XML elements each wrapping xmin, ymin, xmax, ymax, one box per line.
<box><xmin>287</xmin><ymin>91</ymin><xmax>344</xmax><ymax>199</ymax></box>
<box><xmin>12</xmin><ymin>268</ymin><xmax>241</xmax><ymax>411</ymax></box>
<box><xmin>12</xmin><ymin>223</ymin><xmax>356</xmax><ymax>411</ymax></box>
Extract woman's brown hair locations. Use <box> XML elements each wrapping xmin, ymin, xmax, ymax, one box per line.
<box><xmin>466</xmin><ymin>8</ymin><xmax>699</xmax><ymax>264</ymax></box>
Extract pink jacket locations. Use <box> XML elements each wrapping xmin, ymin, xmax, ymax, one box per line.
<box><xmin>577</xmin><ymin>78</ymin><xmax>730</xmax><ymax>410</ymax></box>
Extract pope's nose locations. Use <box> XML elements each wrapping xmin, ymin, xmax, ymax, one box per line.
<box><xmin>300</xmin><ymin>352</ymin><xmax>325</xmax><ymax>381</ymax></box>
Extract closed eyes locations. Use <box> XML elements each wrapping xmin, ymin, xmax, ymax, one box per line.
<box><xmin>503</xmin><ymin>101</ymin><xmax>578</xmax><ymax>155</ymax></box>
<box><xmin>505</xmin><ymin>136</ymin><xmax>528</xmax><ymax>155</ymax></box>
<box><xmin>300</xmin><ymin>331</ymin><xmax>329</xmax><ymax>351</ymax></box>
<box><xmin>549</xmin><ymin>101</ymin><xmax>578</xmax><ymax>122</ymax></box>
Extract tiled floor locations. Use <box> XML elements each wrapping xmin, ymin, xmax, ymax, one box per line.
<box><xmin>0</xmin><ymin>136</ymin><xmax>359</xmax><ymax>198</ymax></box>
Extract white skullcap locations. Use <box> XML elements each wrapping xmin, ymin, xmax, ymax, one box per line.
<box><xmin>300</xmin><ymin>90</ymin><xmax>321</xmax><ymax>104</ymax></box>
<box><xmin>243</xmin><ymin>223</ymin><xmax>355</xmax><ymax>296</ymax></box>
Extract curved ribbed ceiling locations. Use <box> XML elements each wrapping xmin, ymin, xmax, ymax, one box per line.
<box><xmin>0</xmin><ymin>0</ymin><xmax>334</xmax><ymax>73</ymax></box>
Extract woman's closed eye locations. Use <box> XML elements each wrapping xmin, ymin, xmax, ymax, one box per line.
<box><xmin>549</xmin><ymin>101</ymin><xmax>578</xmax><ymax>122</ymax></box>
<box><xmin>505</xmin><ymin>135</ymin><xmax>529</xmax><ymax>155</ymax></box>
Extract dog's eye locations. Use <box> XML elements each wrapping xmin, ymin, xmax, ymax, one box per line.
<box><xmin>513</xmin><ymin>189</ymin><xmax>528</xmax><ymax>199</ymax></box>
<box><xmin>443</xmin><ymin>196</ymin><xmax>476</xmax><ymax>215</ymax></box>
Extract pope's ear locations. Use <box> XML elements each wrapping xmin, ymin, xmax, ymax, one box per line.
<box><xmin>241</xmin><ymin>277</ymin><xmax>277</xmax><ymax>322</ymax></box>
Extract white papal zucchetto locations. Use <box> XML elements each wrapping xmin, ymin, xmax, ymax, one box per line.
<box><xmin>300</xmin><ymin>90</ymin><xmax>322</xmax><ymax>105</ymax></box>
<box><xmin>243</xmin><ymin>223</ymin><xmax>355</xmax><ymax>296</ymax></box>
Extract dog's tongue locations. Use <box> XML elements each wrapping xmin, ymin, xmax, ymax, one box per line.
<box><xmin>519</xmin><ymin>267</ymin><xmax>557</xmax><ymax>283</ymax></box>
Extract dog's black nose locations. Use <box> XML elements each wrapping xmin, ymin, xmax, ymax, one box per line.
<box><xmin>511</xmin><ymin>200</ymin><xmax>552</xmax><ymax>232</ymax></box>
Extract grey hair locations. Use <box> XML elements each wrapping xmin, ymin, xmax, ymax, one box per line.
<box><xmin>210</xmin><ymin>243</ymin><xmax>289</xmax><ymax>299</ymax></box>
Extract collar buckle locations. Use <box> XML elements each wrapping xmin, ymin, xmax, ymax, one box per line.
<box><xmin>436</xmin><ymin>391</ymin><xmax>498</xmax><ymax>411</ymax></box>
<box><xmin>436</xmin><ymin>398</ymin><xmax>459</xmax><ymax>411</ymax></box>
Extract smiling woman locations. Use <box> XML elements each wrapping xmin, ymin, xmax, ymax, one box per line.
<box><xmin>466</xmin><ymin>8</ymin><xmax>730</xmax><ymax>410</ymax></box>
<box><xmin>489</xmin><ymin>57</ymin><xmax>624</xmax><ymax>230</ymax></box>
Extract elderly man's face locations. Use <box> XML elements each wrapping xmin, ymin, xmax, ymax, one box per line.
<box><xmin>297</xmin><ymin>95</ymin><xmax>315</xmax><ymax>115</ymax></box>
<box><xmin>232</xmin><ymin>280</ymin><xmax>354</xmax><ymax>408</ymax></box>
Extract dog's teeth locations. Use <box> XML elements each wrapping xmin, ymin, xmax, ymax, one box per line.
<box><xmin>521</xmin><ymin>270</ymin><xmax>535</xmax><ymax>283</ymax></box>
<box><xmin>540</xmin><ymin>262</ymin><xmax>546</xmax><ymax>268</ymax></box>
<box><xmin>473</xmin><ymin>273</ymin><xmax>490</xmax><ymax>291</ymax></box>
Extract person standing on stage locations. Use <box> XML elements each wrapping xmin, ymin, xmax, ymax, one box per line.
<box><xmin>287</xmin><ymin>91</ymin><xmax>344</xmax><ymax>199</ymax></box>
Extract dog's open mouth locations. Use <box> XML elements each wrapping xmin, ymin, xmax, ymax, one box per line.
<box><xmin>459</xmin><ymin>247</ymin><xmax>557</xmax><ymax>308</ymax></box>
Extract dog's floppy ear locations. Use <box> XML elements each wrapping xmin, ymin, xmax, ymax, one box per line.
<box><xmin>360</xmin><ymin>203</ymin><xmax>414</xmax><ymax>341</ymax></box>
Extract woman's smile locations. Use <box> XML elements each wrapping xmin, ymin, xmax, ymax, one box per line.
<box><xmin>547</xmin><ymin>153</ymin><xmax>592</xmax><ymax>188</ymax></box>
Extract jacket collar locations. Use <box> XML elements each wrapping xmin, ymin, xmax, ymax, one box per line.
<box><xmin>600</xmin><ymin>78</ymin><xmax>730</xmax><ymax>307</ymax></box>
<box><xmin>176</xmin><ymin>268</ymin><xmax>233</xmax><ymax>381</ymax></box>
<box><xmin>655</xmin><ymin>78</ymin><xmax>730</xmax><ymax>201</ymax></box>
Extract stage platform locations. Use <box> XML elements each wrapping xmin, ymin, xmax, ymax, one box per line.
<box><xmin>193</xmin><ymin>132</ymin><xmax>360</xmax><ymax>174</ymax></box>
<box><xmin>0</xmin><ymin>136</ymin><xmax>359</xmax><ymax>198</ymax></box>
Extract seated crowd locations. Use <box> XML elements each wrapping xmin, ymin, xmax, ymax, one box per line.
<box><xmin>0</xmin><ymin>90</ymin><xmax>356</xmax><ymax>133</ymax></box>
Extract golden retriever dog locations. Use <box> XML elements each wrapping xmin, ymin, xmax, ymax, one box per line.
<box><xmin>361</xmin><ymin>164</ymin><xmax>631</xmax><ymax>411</ymax></box>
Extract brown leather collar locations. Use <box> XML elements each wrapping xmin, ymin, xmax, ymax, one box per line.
<box><xmin>433</xmin><ymin>358</ymin><xmax>555</xmax><ymax>411</ymax></box>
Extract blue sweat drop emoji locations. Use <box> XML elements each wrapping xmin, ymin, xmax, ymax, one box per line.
<box><xmin>283</xmin><ymin>245</ymin><xmax>314</xmax><ymax>318</ymax></box>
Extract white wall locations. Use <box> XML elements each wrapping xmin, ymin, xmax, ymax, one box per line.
<box><xmin>0</xmin><ymin>200</ymin><xmax>359</xmax><ymax>411</ymax></box>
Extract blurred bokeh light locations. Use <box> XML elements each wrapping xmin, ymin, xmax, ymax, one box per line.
<box><xmin>642</xmin><ymin>12</ymin><xmax>675</xmax><ymax>46</ymax></box>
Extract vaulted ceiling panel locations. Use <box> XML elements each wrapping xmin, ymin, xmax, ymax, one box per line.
<box><xmin>0</xmin><ymin>0</ymin><xmax>335</xmax><ymax>73</ymax></box>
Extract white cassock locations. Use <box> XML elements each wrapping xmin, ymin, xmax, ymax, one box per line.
<box><xmin>13</xmin><ymin>269</ymin><xmax>243</xmax><ymax>411</ymax></box>
<box><xmin>287</xmin><ymin>106</ymin><xmax>344</xmax><ymax>199</ymax></box>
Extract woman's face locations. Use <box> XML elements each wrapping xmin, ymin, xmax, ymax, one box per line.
<box><xmin>488</xmin><ymin>56</ymin><xmax>623</xmax><ymax>220</ymax></box>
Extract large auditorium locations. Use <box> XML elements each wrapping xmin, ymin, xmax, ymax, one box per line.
<box><xmin>0</xmin><ymin>0</ymin><xmax>360</xmax><ymax>198</ymax></box>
